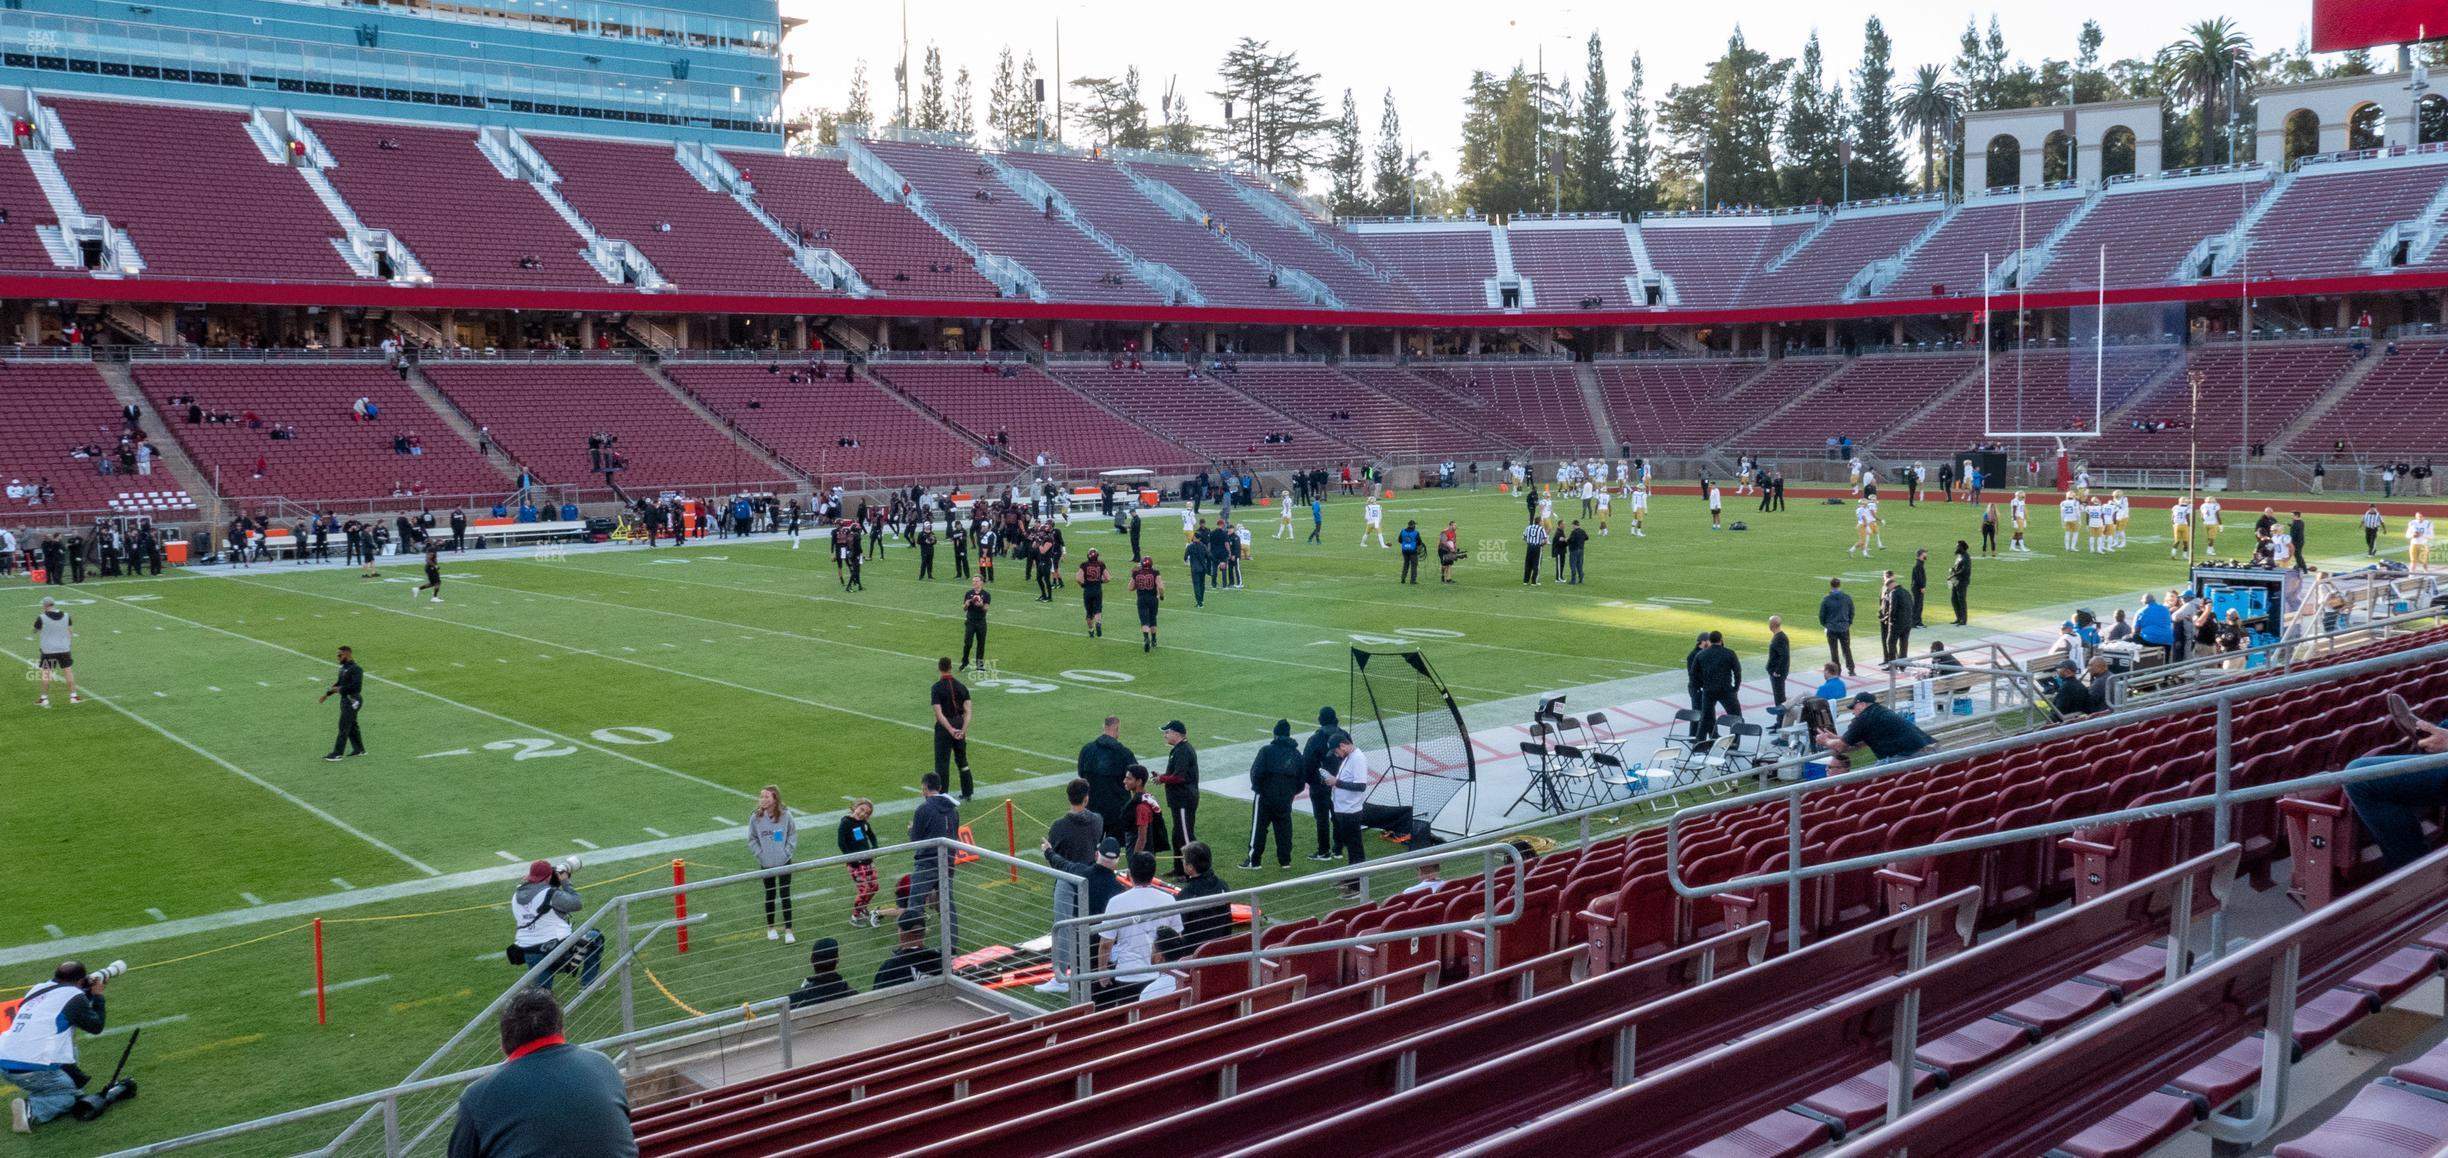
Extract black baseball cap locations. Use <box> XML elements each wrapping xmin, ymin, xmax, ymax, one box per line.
<box><xmin>1163</xmin><ymin>720</ymin><xmax>1186</xmax><ymax>736</ymax></box>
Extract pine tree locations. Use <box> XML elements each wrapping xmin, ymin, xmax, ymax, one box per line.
<box><xmin>1781</xmin><ymin>32</ymin><xmax>1845</xmax><ymax>206</ymax></box>
<box><xmin>952</xmin><ymin>68</ymin><xmax>974</xmax><ymax>136</ymax></box>
<box><xmin>915</xmin><ymin>45</ymin><xmax>948</xmax><ymax>131</ymax></box>
<box><xmin>1069</xmin><ymin>68</ymin><xmax>1150</xmax><ymax>149</ymax></box>
<box><xmin>1209</xmin><ymin>39</ymin><xmax>1331</xmax><ymax>177</ymax></box>
<box><xmin>1371</xmin><ymin>89</ymin><xmax>1411</xmax><ymax>215</ymax></box>
<box><xmin>1159</xmin><ymin>81</ymin><xmax>1199</xmax><ymax>154</ymax></box>
<box><xmin>1662</xmin><ymin>30</ymin><xmax>1787</xmax><ymax>209</ymax></box>
<box><xmin>1325</xmin><ymin>88</ymin><xmax>1368</xmax><ymax>215</ymax></box>
<box><xmin>1620</xmin><ymin>53</ymin><xmax>1656</xmax><ymax>214</ymax></box>
<box><xmin>987</xmin><ymin>48</ymin><xmax>1023</xmax><ymax>136</ymax></box>
<box><xmin>1849</xmin><ymin>17</ymin><xmax>1907</xmax><ymax>199</ymax></box>
<box><xmin>1573</xmin><ymin>32</ymin><xmax>1619</xmax><ymax>211</ymax></box>
<box><xmin>844</xmin><ymin>60</ymin><xmax>873</xmax><ymax>129</ymax></box>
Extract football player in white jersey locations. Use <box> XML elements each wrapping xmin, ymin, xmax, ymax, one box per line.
<box><xmin>2170</xmin><ymin>497</ymin><xmax>2192</xmax><ymax>559</ymax></box>
<box><xmin>2008</xmin><ymin>490</ymin><xmax>2030</xmax><ymax>552</ymax></box>
<box><xmin>1595</xmin><ymin>486</ymin><xmax>1613</xmax><ymax>535</ymax></box>
<box><xmin>1361</xmin><ymin>497</ymin><xmax>1387</xmax><ymax>548</ymax></box>
<box><xmin>1849</xmin><ymin>500</ymin><xmax>1875</xmax><ymax>556</ymax></box>
<box><xmin>1629</xmin><ymin>485</ymin><xmax>1649</xmax><ymax>537</ymax></box>
<box><xmin>2059</xmin><ymin>493</ymin><xmax>2082</xmax><ymax>551</ymax></box>
<box><xmin>2200</xmin><ymin>497</ymin><xmax>2223</xmax><ymax>557</ymax></box>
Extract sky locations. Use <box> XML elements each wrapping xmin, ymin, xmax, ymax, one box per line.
<box><xmin>780</xmin><ymin>1</ymin><xmax>2347</xmax><ymax>172</ymax></box>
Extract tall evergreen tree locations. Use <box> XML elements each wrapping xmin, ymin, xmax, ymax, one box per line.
<box><xmin>1619</xmin><ymin>53</ymin><xmax>1656</xmax><ymax>214</ymax></box>
<box><xmin>1780</xmin><ymin>32</ymin><xmax>1846</xmax><ymax>205</ymax></box>
<box><xmin>1371</xmin><ymin>89</ymin><xmax>1411</xmax><ymax>214</ymax></box>
<box><xmin>1952</xmin><ymin>16</ymin><xmax>2011</xmax><ymax>111</ymax></box>
<box><xmin>1660</xmin><ymin>30</ymin><xmax>1788</xmax><ymax>208</ymax></box>
<box><xmin>915</xmin><ymin>45</ymin><xmax>948</xmax><ymax>131</ymax></box>
<box><xmin>1325</xmin><ymin>88</ymin><xmax>1368</xmax><ymax>214</ymax></box>
<box><xmin>1069</xmin><ymin>68</ymin><xmax>1151</xmax><ymax>149</ymax></box>
<box><xmin>1158</xmin><ymin>80</ymin><xmax>1200</xmax><ymax>153</ymax></box>
<box><xmin>1208</xmin><ymin>39</ymin><xmax>1331</xmax><ymax>177</ymax></box>
<box><xmin>987</xmin><ymin>48</ymin><xmax>1024</xmax><ymax>136</ymax></box>
<box><xmin>952</xmin><ymin>67</ymin><xmax>974</xmax><ymax>136</ymax></box>
<box><xmin>844</xmin><ymin>60</ymin><xmax>873</xmax><ymax>129</ymax></box>
<box><xmin>1849</xmin><ymin>16</ymin><xmax>1907</xmax><ymax>198</ymax></box>
<box><xmin>1457</xmin><ymin>68</ymin><xmax>1541</xmax><ymax>214</ymax></box>
<box><xmin>1573</xmin><ymin>32</ymin><xmax>1620</xmax><ymax>211</ymax></box>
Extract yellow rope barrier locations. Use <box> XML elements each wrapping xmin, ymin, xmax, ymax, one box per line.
<box><xmin>640</xmin><ymin>963</ymin><xmax>706</xmax><ymax>1018</ymax></box>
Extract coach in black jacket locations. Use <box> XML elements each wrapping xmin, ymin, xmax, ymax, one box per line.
<box><xmin>1766</xmin><ymin>616</ymin><xmax>1792</xmax><ymax>708</ymax></box>
<box><xmin>1243</xmin><ymin>720</ymin><xmax>1307</xmax><ymax>869</ymax></box>
<box><xmin>1693</xmin><ymin>632</ymin><xmax>1744</xmax><ymax>740</ymax></box>
<box><xmin>1302</xmin><ymin>707</ymin><xmax>1347</xmax><ymax>862</ymax></box>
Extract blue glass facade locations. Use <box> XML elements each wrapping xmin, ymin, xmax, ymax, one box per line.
<box><xmin>0</xmin><ymin>0</ymin><xmax>788</xmax><ymax>146</ymax></box>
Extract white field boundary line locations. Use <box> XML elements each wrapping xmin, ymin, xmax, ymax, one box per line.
<box><xmin>0</xmin><ymin>643</ymin><xmax>441</xmax><ymax>879</ymax></box>
<box><xmin>79</xmin><ymin>589</ymin><xmax>767</xmax><ymax>804</ymax></box>
<box><xmin>207</xmin><ymin>576</ymin><xmax>1073</xmax><ymax>765</ymax></box>
<box><xmin>0</xmin><ymin>768</ymin><xmax>1081</xmax><ymax>970</ymax></box>
<box><xmin>426</xmin><ymin>570</ymin><xmax>1283</xmax><ymax>725</ymax></box>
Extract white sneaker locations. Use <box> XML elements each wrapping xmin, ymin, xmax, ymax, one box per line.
<box><xmin>431</xmin><ymin>597</ymin><xmax>443</xmax><ymax>603</ymax></box>
<box><xmin>10</xmin><ymin>1096</ymin><xmax>28</xmax><ymax>1134</ymax></box>
<box><xmin>67</xmin><ymin>693</ymin><xmax>80</xmax><ymax>705</ymax></box>
<box><xmin>35</xmin><ymin>696</ymin><xmax>47</xmax><ymax>709</ymax></box>
<box><xmin>1032</xmin><ymin>978</ymin><xmax>1069</xmax><ymax>993</ymax></box>
<box><xmin>784</xmin><ymin>930</ymin><xmax>796</xmax><ymax>944</ymax></box>
<box><xmin>766</xmin><ymin>927</ymin><xmax>779</xmax><ymax>941</ymax></box>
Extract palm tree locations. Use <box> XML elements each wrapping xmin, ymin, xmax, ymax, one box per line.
<box><xmin>2158</xmin><ymin>18</ymin><xmax>2256</xmax><ymax>164</ymax></box>
<box><xmin>1898</xmin><ymin>65</ymin><xmax>1959</xmax><ymax>195</ymax></box>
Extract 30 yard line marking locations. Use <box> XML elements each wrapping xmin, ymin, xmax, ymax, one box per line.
<box><xmin>299</xmin><ymin>974</ymin><xmax>390</xmax><ymax>998</ymax></box>
<box><xmin>87</xmin><ymin>589</ymin><xmax>764</xmax><ymax>805</ymax></box>
<box><xmin>0</xmin><ymin>643</ymin><xmax>441</xmax><ymax>879</ymax></box>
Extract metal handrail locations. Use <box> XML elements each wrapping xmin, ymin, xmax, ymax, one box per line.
<box><xmin>2116</xmin><ymin>602</ymin><xmax>2447</xmax><ymax>704</ymax></box>
<box><xmin>1666</xmin><ymin>635</ymin><xmax>2448</xmax><ymax>955</ymax></box>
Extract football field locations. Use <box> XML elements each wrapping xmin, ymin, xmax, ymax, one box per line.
<box><xmin>0</xmin><ymin>482</ymin><xmax>2409</xmax><ymax>1148</ymax></box>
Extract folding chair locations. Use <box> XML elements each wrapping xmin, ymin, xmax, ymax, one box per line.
<box><xmin>1580</xmin><ymin>710</ymin><xmax>1630</xmax><ymax>764</ymax></box>
<box><xmin>1550</xmin><ymin>743</ymin><xmax>1601</xmax><ymax>809</ymax></box>
<box><xmin>1506</xmin><ymin>740</ymin><xmax>1564</xmax><ymax>817</ymax></box>
<box><xmin>1662</xmin><ymin>709</ymin><xmax>1705</xmax><ymax>750</ymax></box>
<box><xmin>1719</xmin><ymin>719</ymin><xmax>1766</xmax><ymax>763</ymax></box>
<box><xmin>1589</xmin><ymin>748</ymin><xmax>1641</xmax><ymax>805</ymax></box>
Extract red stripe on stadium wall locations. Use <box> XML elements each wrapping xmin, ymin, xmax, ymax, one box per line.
<box><xmin>7</xmin><ymin>268</ymin><xmax>2447</xmax><ymax>328</ymax></box>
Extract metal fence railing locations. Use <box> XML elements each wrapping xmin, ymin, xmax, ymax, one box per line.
<box><xmin>1665</xmin><ymin>636</ymin><xmax>2448</xmax><ymax>958</ymax></box>
<box><xmin>106</xmin><ymin>838</ymin><xmax>1076</xmax><ymax>1157</ymax></box>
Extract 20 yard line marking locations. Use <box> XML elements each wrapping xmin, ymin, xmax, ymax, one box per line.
<box><xmin>0</xmin><ymin>643</ymin><xmax>441</xmax><ymax>879</ymax></box>
<box><xmin>100</xmin><ymin>1014</ymin><xmax>187</xmax><ymax>1037</ymax></box>
<box><xmin>89</xmin><ymin>589</ymin><xmax>764</xmax><ymax>805</ymax></box>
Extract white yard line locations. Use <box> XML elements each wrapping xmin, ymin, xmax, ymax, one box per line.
<box><xmin>300</xmin><ymin>974</ymin><xmax>391</xmax><ymax>998</ymax></box>
<box><xmin>0</xmin><ymin>768</ymin><xmax>1085</xmax><ymax>970</ymax></box>
<box><xmin>0</xmin><ymin>643</ymin><xmax>442</xmax><ymax>879</ymax></box>
<box><xmin>82</xmin><ymin>590</ymin><xmax>768</xmax><ymax>804</ymax></box>
<box><xmin>209</xmin><ymin>577</ymin><xmax>1075</xmax><ymax>764</ymax></box>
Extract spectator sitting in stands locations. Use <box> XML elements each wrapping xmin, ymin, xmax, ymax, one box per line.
<box><xmin>393</xmin><ymin>434</ymin><xmax>411</xmax><ymax>456</ymax></box>
<box><xmin>516</xmin><ymin>256</ymin><xmax>540</xmax><ymax>270</ymax></box>
<box><xmin>244</xmin><ymin>410</ymin><xmax>261</xmax><ymax>428</ymax></box>
<box><xmin>1818</xmin><ymin>692</ymin><xmax>1935</xmax><ymax>763</ymax></box>
<box><xmin>655</xmin><ymin>221</ymin><xmax>671</xmax><ymax>232</ymax></box>
<box><xmin>872</xmin><ymin>908</ymin><xmax>941</xmax><ymax>989</ymax></box>
<box><xmin>2342</xmin><ymin>694</ymin><xmax>2448</xmax><ymax>870</ymax></box>
<box><xmin>378</xmin><ymin>137</ymin><xmax>400</xmax><ymax>151</ymax></box>
<box><xmin>1401</xmin><ymin>861</ymin><xmax>1445</xmax><ymax>895</ymax></box>
<box><xmin>408</xmin><ymin>433</ymin><xmax>423</xmax><ymax>456</ymax></box>
<box><xmin>5</xmin><ymin>478</ymin><xmax>21</xmax><ymax>502</ymax></box>
<box><xmin>787</xmin><ymin>938</ymin><xmax>853</xmax><ymax>1008</ymax></box>
<box><xmin>2048</xmin><ymin>661</ymin><xmax>2093</xmax><ymax>719</ymax></box>
<box><xmin>251</xmin><ymin>455</ymin><xmax>266</xmax><ymax>480</ymax></box>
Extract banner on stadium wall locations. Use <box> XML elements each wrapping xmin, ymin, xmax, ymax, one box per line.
<box><xmin>2313</xmin><ymin>0</ymin><xmax>2440</xmax><ymax>53</ymax></box>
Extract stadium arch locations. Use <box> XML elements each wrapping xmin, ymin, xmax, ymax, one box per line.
<box><xmin>2252</xmin><ymin>74</ymin><xmax>2425</xmax><ymax>163</ymax></box>
<box><xmin>1961</xmin><ymin>99</ymin><xmax>2162</xmax><ymax>190</ymax></box>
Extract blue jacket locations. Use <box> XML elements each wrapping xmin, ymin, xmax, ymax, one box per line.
<box><xmin>1398</xmin><ymin>527</ymin><xmax>1421</xmax><ymax>552</ymax></box>
<box><xmin>2135</xmin><ymin>601</ymin><xmax>2175</xmax><ymax>647</ymax></box>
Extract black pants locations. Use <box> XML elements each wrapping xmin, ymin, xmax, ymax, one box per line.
<box><xmin>1826</xmin><ymin>629</ymin><xmax>1856</xmax><ymax>674</ymax></box>
<box><xmin>1250</xmin><ymin>798</ymin><xmax>1295</xmax><ymax>866</ymax></box>
<box><xmin>961</xmin><ymin>620</ymin><xmax>986</xmax><ymax>667</ymax></box>
<box><xmin>1170</xmin><ymin>803</ymin><xmax>1197</xmax><ymax>873</ymax></box>
<box><xmin>1981</xmin><ymin>524</ymin><xmax>1997</xmax><ymax>552</ymax></box>
<box><xmin>452</xmin><ymin>529</ymin><xmax>466</xmax><ymax>552</ymax></box>
<box><xmin>1038</xmin><ymin>565</ymin><xmax>1054</xmax><ymax>600</ymax></box>
<box><xmin>1522</xmin><ymin>544</ymin><xmax>1542</xmax><ymax>583</ymax></box>
<box><xmin>935</xmin><ymin>728</ymin><xmax>973</xmax><ymax>797</ymax></box>
<box><xmin>2368</xmin><ymin>527</ymin><xmax>2381</xmax><ymax>554</ymax></box>
<box><xmin>1883</xmin><ymin>625</ymin><xmax>1911</xmax><ymax>664</ymax></box>
<box><xmin>329</xmin><ymin>699</ymin><xmax>364</xmax><ymax>757</ymax></box>
<box><xmin>1770</xmin><ymin>673</ymin><xmax>1788</xmax><ymax>706</ymax></box>
<box><xmin>1310</xmin><ymin>780</ymin><xmax>1335</xmax><ymax>855</ymax></box>
<box><xmin>1951</xmin><ymin>586</ymin><xmax>1968</xmax><ymax>625</ymax></box>
<box><xmin>1400</xmin><ymin>551</ymin><xmax>1419</xmax><ymax>583</ymax></box>
<box><xmin>1911</xmin><ymin>588</ymin><xmax>1927</xmax><ymax>628</ymax></box>
<box><xmin>954</xmin><ymin>551</ymin><xmax>969</xmax><ymax>577</ymax></box>
<box><xmin>1190</xmin><ymin>567</ymin><xmax>1206</xmax><ymax>606</ymax></box>
<box><xmin>1336</xmin><ymin>803</ymin><xmax>1416</xmax><ymax>865</ymax></box>
<box><xmin>762</xmin><ymin>871</ymin><xmax>794</xmax><ymax>928</ymax></box>
<box><xmin>1696</xmin><ymin>688</ymin><xmax>1739</xmax><ymax>740</ymax></box>
<box><xmin>919</xmin><ymin>548</ymin><xmax>934</xmax><ymax>579</ymax></box>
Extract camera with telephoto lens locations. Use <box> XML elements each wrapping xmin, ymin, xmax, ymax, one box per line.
<box><xmin>555</xmin><ymin>855</ymin><xmax>582</xmax><ymax>880</ymax></box>
<box><xmin>87</xmin><ymin>960</ymin><xmax>127</xmax><ymax>989</ymax></box>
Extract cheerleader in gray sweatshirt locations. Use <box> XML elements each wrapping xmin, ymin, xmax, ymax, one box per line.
<box><xmin>748</xmin><ymin>785</ymin><xmax>799</xmax><ymax>943</ymax></box>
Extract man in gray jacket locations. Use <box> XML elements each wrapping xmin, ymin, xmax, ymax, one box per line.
<box><xmin>1818</xmin><ymin>578</ymin><xmax>1858</xmax><ymax>677</ymax></box>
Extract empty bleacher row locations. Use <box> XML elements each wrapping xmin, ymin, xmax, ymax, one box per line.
<box><xmin>609</xmin><ymin>627</ymin><xmax>2448</xmax><ymax>1156</ymax></box>
<box><xmin>128</xmin><ymin>362</ymin><xmax>509</xmax><ymax>504</ymax></box>
<box><xmin>2286</xmin><ymin>337</ymin><xmax>2448</xmax><ymax>459</ymax></box>
<box><xmin>418</xmin><ymin>361</ymin><xmax>784</xmax><ymax>498</ymax></box>
<box><xmin>661</xmin><ymin>360</ymin><xmax>992</xmax><ymax>486</ymax></box>
<box><xmin>1738</xmin><ymin>352</ymin><xmax>1980</xmax><ymax>453</ymax></box>
<box><xmin>10</xmin><ymin>88</ymin><xmax>2448</xmax><ymax>319</ymax></box>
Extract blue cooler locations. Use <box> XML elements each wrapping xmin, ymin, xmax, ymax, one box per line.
<box><xmin>1802</xmin><ymin>761</ymin><xmax>1829</xmax><ymax>780</ymax></box>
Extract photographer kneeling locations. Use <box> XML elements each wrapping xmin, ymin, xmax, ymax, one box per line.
<box><xmin>508</xmin><ymin>859</ymin><xmax>603</xmax><ymax>992</ymax></box>
<box><xmin>3</xmin><ymin>959</ymin><xmax>122</xmax><ymax>1134</ymax></box>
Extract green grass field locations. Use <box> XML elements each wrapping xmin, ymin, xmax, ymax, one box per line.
<box><xmin>0</xmin><ymin>482</ymin><xmax>2418</xmax><ymax>1150</ymax></box>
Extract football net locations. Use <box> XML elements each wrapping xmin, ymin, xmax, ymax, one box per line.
<box><xmin>1349</xmin><ymin>647</ymin><xmax>1475</xmax><ymax>840</ymax></box>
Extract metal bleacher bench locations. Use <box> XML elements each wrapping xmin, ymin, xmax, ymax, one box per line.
<box><xmin>459</xmin><ymin>519</ymin><xmax>588</xmax><ymax>547</ymax></box>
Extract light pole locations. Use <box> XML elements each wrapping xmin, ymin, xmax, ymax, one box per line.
<box><xmin>2186</xmin><ymin>369</ymin><xmax>2202</xmax><ymax>573</ymax></box>
<box><xmin>2064</xmin><ymin>83</ymin><xmax>2077</xmax><ymax>181</ymax></box>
